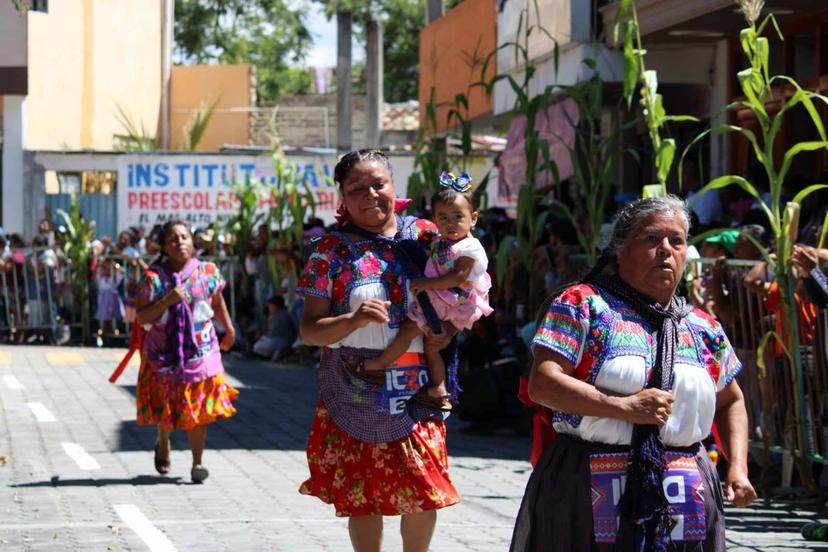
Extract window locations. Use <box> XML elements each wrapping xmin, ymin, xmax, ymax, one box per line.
<box><xmin>30</xmin><ymin>0</ymin><xmax>47</xmax><ymax>13</ymax></box>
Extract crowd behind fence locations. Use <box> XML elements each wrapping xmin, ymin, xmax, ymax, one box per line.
<box><xmin>4</xmin><ymin>245</ymin><xmax>828</xmax><ymax>484</ymax></box>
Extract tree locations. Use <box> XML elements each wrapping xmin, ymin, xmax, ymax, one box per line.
<box><xmin>174</xmin><ymin>0</ymin><xmax>313</xmax><ymax>101</ymax></box>
<box><xmin>315</xmin><ymin>0</ymin><xmax>457</xmax><ymax>103</ymax></box>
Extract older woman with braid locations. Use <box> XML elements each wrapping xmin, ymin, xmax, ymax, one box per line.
<box><xmin>511</xmin><ymin>196</ymin><xmax>756</xmax><ymax>552</ymax></box>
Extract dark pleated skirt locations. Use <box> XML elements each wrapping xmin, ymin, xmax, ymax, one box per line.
<box><xmin>510</xmin><ymin>434</ymin><xmax>726</xmax><ymax>552</ymax></box>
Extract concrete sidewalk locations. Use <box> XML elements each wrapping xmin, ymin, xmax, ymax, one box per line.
<box><xmin>0</xmin><ymin>345</ymin><xmax>825</xmax><ymax>551</ymax></box>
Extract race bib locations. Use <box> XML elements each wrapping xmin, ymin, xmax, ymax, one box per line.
<box><xmin>372</xmin><ymin>352</ymin><xmax>429</xmax><ymax>415</ymax></box>
<box><xmin>589</xmin><ymin>451</ymin><xmax>706</xmax><ymax>543</ymax></box>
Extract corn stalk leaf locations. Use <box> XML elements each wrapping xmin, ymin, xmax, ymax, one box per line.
<box><xmin>756</xmin><ymin>330</ymin><xmax>794</xmax><ymax>369</ymax></box>
<box><xmin>778</xmin><ymin>142</ymin><xmax>828</xmax><ymax>186</ymax></box>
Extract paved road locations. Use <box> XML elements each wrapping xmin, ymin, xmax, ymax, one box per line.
<box><xmin>0</xmin><ymin>346</ymin><xmax>826</xmax><ymax>551</ymax></box>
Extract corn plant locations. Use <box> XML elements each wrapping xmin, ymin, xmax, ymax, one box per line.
<box><xmin>113</xmin><ymin>103</ymin><xmax>159</xmax><ymax>152</ymax></box>
<box><xmin>183</xmin><ymin>99</ymin><xmax>219</xmax><ymax>151</ymax></box>
<box><xmin>545</xmin><ymin>66</ymin><xmax>637</xmax><ymax>266</ymax></box>
<box><xmin>406</xmin><ymin>87</ymin><xmax>448</xmax><ymax>213</ymax></box>
<box><xmin>56</xmin><ymin>196</ymin><xmax>96</xmax><ymax>345</ymax></box>
<box><xmin>267</xmin><ymin>154</ymin><xmax>318</xmax><ymax>301</ymax></box>
<box><xmin>619</xmin><ymin>0</ymin><xmax>828</xmax><ymax>485</ymax></box>
<box><xmin>224</xmin><ymin>178</ymin><xmax>266</xmax><ymax>302</ymax></box>
<box><xmin>613</xmin><ymin>0</ymin><xmax>699</xmax><ymax>197</ymax></box>
<box><xmin>690</xmin><ymin>1</ymin><xmax>827</xmax><ymax>484</ymax></box>
<box><xmin>480</xmin><ymin>3</ymin><xmax>555</xmax><ymax>296</ymax></box>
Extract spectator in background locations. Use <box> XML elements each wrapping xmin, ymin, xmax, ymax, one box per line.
<box><xmin>26</xmin><ymin>235</ymin><xmax>57</xmax><ymax>341</ymax></box>
<box><xmin>130</xmin><ymin>226</ymin><xmax>147</xmax><ymax>256</ymax></box>
<box><xmin>95</xmin><ymin>256</ymin><xmax>125</xmax><ymax>341</ymax></box>
<box><xmin>744</xmin><ymin>249</ymin><xmax>816</xmax><ymax>356</ymax></box>
<box><xmin>792</xmin><ymin>244</ymin><xmax>828</xmax><ymax>308</ymax></box>
<box><xmin>252</xmin><ymin>295</ymin><xmax>296</xmax><ymax>361</ymax></box>
<box><xmin>114</xmin><ymin>229</ymin><xmax>141</xmax><ymax>326</ymax></box>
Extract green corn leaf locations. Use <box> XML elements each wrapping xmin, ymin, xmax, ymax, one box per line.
<box><xmin>770</xmin><ymin>77</ymin><xmax>827</xmax><ymax>141</ymax></box>
<box><xmin>739</xmin><ymin>28</ymin><xmax>754</xmax><ymax>59</ymax></box>
<box><xmin>818</xmin><ymin>209</ymin><xmax>828</xmax><ymax>249</ymax></box>
<box><xmin>655</xmin><ymin>138</ymin><xmax>676</xmax><ymax>184</ymax></box>
<box><xmin>663</xmin><ymin>115</ymin><xmax>700</xmax><ymax>123</ymax></box>
<box><xmin>758</xmin><ymin>13</ymin><xmax>783</xmax><ymax>41</ymax></box>
<box><xmin>533</xmin><ymin>211</ymin><xmax>550</xmax><ymax>243</ymax></box>
<box><xmin>622</xmin><ymin>20</ymin><xmax>638</xmax><ymax>107</ymax></box>
<box><xmin>757</xmin><ymin>330</ymin><xmax>794</xmax><ymax>369</ymax></box>
<box><xmin>791</xmin><ymin>184</ymin><xmax>828</xmax><ymax>205</ymax></box>
<box><xmin>642</xmin><ymin>184</ymin><xmax>665</xmax><ymax>198</ymax></box>
<box><xmin>779</xmin><ymin>141</ymin><xmax>828</xmax><ymax>185</ymax></box>
<box><xmin>756</xmin><ymin>36</ymin><xmax>770</xmax><ymax>83</ymax></box>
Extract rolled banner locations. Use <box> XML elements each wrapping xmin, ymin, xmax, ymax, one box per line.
<box><xmin>109</xmin><ymin>323</ymin><xmax>144</xmax><ymax>383</ymax></box>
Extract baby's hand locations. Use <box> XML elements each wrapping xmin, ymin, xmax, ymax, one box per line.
<box><xmin>409</xmin><ymin>279</ymin><xmax>428</xmax><ymax>295</ymax></box>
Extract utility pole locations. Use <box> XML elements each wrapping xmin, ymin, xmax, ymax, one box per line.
<box><xmin>336</xmin><ymin>11</ymin><xmax>353</xmax><ymax>152</ymax></box>
<box><xmin>160</xmin><ymin>0</ymin><xmax>174</xmax><ymax>149</ymax></box>
<box><xmin>365</xmin><ymin>18</ymin><xmax>383</xmax><ymax>147</ymax></box>
<box><xmin>425</xmin><ymin>0</ymin><xmax>442</xmax><ymax>23</ymax></box>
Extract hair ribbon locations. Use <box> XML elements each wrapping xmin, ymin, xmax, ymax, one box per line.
<box><xmin>438</xmin><ymin>171</ymin><xmax>473</xmax><ymax>193</ymax></box>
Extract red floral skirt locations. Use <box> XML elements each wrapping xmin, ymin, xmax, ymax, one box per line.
<box><xmin>136</xmin><ymin>357</ymin><xmax>239</xmax><ymax>431</ymax></box>
<box><xmin>299</xmin><ymin>398</ymin><xmax>461</xmax><ymax>517</ymax></box>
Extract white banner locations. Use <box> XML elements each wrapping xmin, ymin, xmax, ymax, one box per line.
<box><xmin>116</xmin><ymin>153</ymin><xmax>416</xmax><ymax>230</ymax></box>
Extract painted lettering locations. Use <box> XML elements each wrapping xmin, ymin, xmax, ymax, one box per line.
<box><xmin>303</xmin><ymin>164</ymin><xmax>318</xmax><ymax>188</ymax></box>
<box><xmin>135</xmin><ymin>164</ymin><xmax>153</xmax><ymax>187</ymax></box>
<box><xmin>174</xmin><ymin>164</ymin><xmax>190</xmax><ymax>187</ymax></box>
<box><xmin>239</xmin><ymin>163</ymin><xmax>255</xmax><ymax>183</ymax></box>
<box><xmin>663</xmin><ymin>475</ymin><xmax>686</xmax><ymax>504</ymax></box>
<box><xmin>153</xmin><ymin>163</ymin><xmax>169</xmax><ymax>187</ymax></box>
<box><xmin>202</xmin><ymin>163</ymin><xmax>218</xmax><ymax>187</ymax></box>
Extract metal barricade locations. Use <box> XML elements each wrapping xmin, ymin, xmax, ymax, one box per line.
<box><xmin>0</xmin><ymin>248</ymin><xmax>239</xmax><ymax>346</ymax></box>
<box><xmin>694</xmin><ymin>257</ymin><xmax>828</xmax><ymax>486</ymax></box>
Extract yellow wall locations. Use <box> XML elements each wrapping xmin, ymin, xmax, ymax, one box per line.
<box><xmin>419</xmin><ymin>0</ymin><xmax>496</xmax><ymax>133</ymax></box>
<box><xmin>25</xmin><ymin>0</ymin><xmax>161</xmax><ymax>150</ymax></box>
<box><xmin>170</xmin><ymin>64</ymin><xmax>254</xmax><ymax>151</ymax></box>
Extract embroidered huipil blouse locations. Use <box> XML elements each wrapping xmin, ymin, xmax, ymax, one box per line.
<box><xmin>533</xmin><ymin>283</ymin><xmax>742</xmax><ymax>447</ymax></box>
<box><xmin>298</xmin><ymin>218</ymin><xmax>439</xmax><ymax>351</ymax></box>
<box><xmin>139</xmin><ymin>261</ymin><xmax>226</xmax><ymax>383</ymax></box>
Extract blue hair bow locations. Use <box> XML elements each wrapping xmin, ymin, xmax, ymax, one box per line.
<box><xmin>439</xmin><ymin>171</ymin><xmax>473</xmax><ymax>192</ymax></box>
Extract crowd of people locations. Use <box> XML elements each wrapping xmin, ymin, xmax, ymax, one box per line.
<box><xmin>6</xmin><ymin>148</ymin><xmax>828</xmax><ymax>547</ymax></box>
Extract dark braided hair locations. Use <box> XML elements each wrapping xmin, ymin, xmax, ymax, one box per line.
<box><xmin>150</xmin><ymin>219</ymin><xmax>192</xmax><ymax>267</ymax></box>
<box><xmin>333</xmin><ymin>149</ymin><xmax>393</xmax><ymax>191</ymax></box>
<box><xmin>581</xmin><ymin>195</ymin><xmax>690</xmax><ymax>282</ymax></box>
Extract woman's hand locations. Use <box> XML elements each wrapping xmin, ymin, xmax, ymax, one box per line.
<box><xmin>219</xmin><ymin>330</ymin><xmax>236</xmax><ymax>352</ymax></box>
<box><xmin>163</xmin><ymin>286</ymin><xmax>187</xmax><ymax>308</ymax></box>
<box><xmin>350</xmin><ymin>299</ymin><xmax>390</xmax><ymax>328</ymax></box>
<box><xmin>621</xmin><ymin>388</ymin><xmax>674</xmax><ymax>426</ymax></box>
<box><xmin>792</xmin><ymin>244</ymin><xmax>819</xmax><ymax>276</ymax></box>
<box><xmin>725</xmin><ymin>467</ymin><xmax>757</xmax><ymax>506</ymax></box>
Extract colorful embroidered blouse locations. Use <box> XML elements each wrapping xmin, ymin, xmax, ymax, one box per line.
<box><xmin>532</xmin><ymin>283</ymin><xmax>742</xmax><ymax>447</ymax></box>
<box><xmin>298</xmin><ymin>217</ymin><xmax>438</xmax><ymax>351</ymax></box>
<box><xmin>138</xmin><ymin>260</ymin><xmax>226</xmax><ymax>383</ymax></box>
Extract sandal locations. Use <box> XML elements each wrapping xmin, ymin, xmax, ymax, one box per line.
<box><xmin>343</xmin><ymin>357</ymin><xmax>386</xmax><ymax>386</ymax></box>
<box><xmin>191</xmin><ymin>465</ymin><xmax>209</xmax><ymax>483</ymax></box>
<box><xmin>410</xmin><ymin>388</ymin><xmax>453</xmax><ymax>412</ymax></box>
<box><xmin>154</xmin><ymin>443</ymin><xmax>170</xmax><ymax>475</ymax></box>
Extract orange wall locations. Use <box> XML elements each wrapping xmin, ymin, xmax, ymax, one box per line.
<box><xmin>170</xmin><ymin>64</ymin><xmax>254</xmax><ymax>151</ymax></box>
<box><xmin>419</xmin><ymin>0</ymin><xmax>496</xmax><ymax>133</ymax></box>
